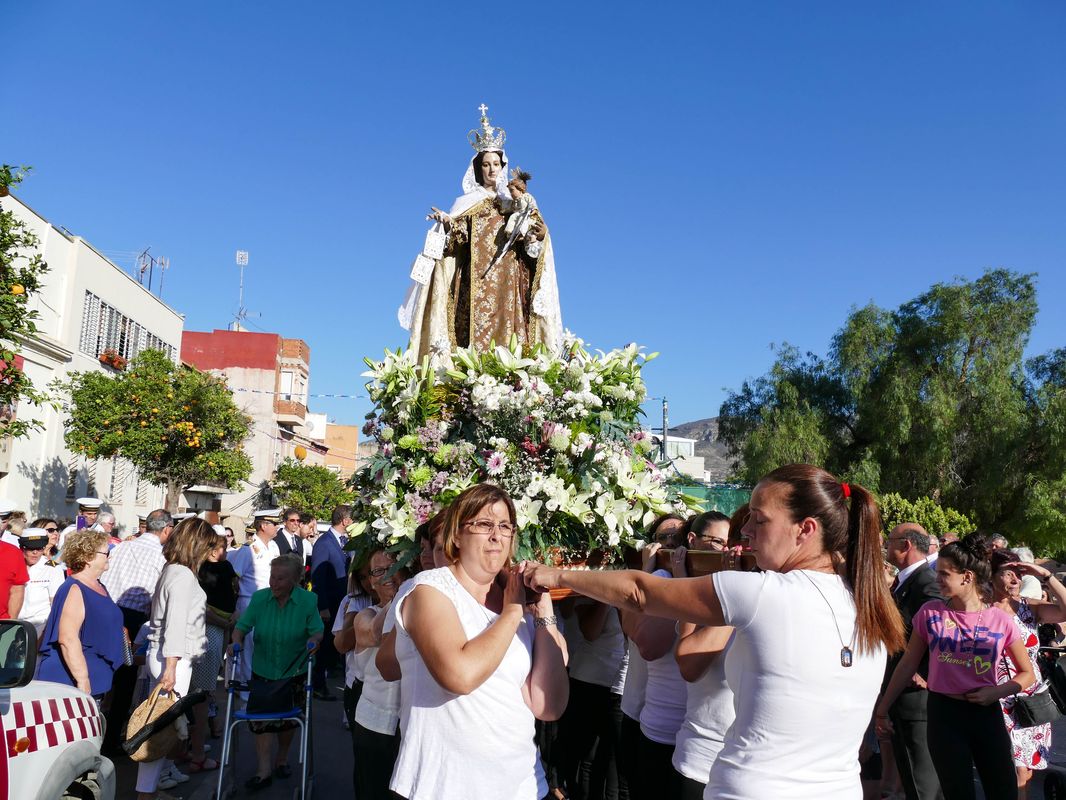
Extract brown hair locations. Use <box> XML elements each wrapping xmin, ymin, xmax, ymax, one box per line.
<box><xmin>761</xmin><ymin>464</ymin><xmax>905</xmax><ymax>655</ymax></box>
<box><xmin>61</xmin><ymin>530</ymin><xmax>108</xmax><ymax>573</ymax></box>
<box><xmin>163</xmin><ymin>518</ymin><xmax>220</xmax><ymax>573</ymax></box>
<box><xmin>441</xmin><ymin>484</ymin><xmax>517</xmax><ymax>564</ymax></box>
<box><xmin>727</xmin><ymin>503</ymin><xmax>749</xmax><ymax>547</ymax></box>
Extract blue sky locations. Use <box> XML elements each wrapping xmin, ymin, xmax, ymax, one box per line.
<box><xmin>5</xmin><ymin>2</ymin><xmax>1064</xmax><ymax>428</ymax></box>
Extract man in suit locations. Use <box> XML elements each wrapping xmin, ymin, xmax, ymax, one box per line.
<box><xmin>883</xmin><ymin>523</ymin><xmax>943</xmax><ymax>800</ymax></box>
<box><xmin>310</xmin><ymin>504</ymin><xmax>353</xmax><ymax>700</ymax></box>
<box><xmin>275</xmin><ymin>507</ymin><xmax>307</xmax><ymax>559</ymax></box>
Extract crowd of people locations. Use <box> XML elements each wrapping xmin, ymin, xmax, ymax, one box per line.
<box><xmin>2</xmin><ymin>466</ymin><xmax>1063</xmax><ymax>800</ymax></box>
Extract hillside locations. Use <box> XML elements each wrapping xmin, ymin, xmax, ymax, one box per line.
<box><xmin>669</xmin><ymin>417</ymin><xmax>736</xmax><ymax>482</ymax></box>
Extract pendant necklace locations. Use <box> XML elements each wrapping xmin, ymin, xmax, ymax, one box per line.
<box><xmin>953</xmin><ymin>602</ymin><xmax>987</xmax><ymax>669</ymax></box>
<box><xmin>801</xmin><ymin>570</ymin><xmax>857</xmax><ymax>668</ymax></box>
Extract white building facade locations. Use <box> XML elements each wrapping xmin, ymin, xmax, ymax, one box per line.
<box><xmin>0</xmin><ymin>195</ymin><xmax>184</xmax><ymax>531</ymax></box>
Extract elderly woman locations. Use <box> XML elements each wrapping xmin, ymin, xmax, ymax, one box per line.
<box><xmin>136</xmin><ymin>518</ymin><xmax>217</xmax><ymax>800</ymax></box>
<box><xmin>385</xmin><ymin>483</ymin><xmax>568</xmax><ymax>800</ymax></box>
<box><xmin>525</xmin><ymin>464</ymin><xmax>906</xmax><ymax>800</ymax></box>
<box><xmin>231</xmin><ymin>553</ymin><xmax>323</xmax><ymax>793</ymax></box>
<box><xmin>36</xmin><ymin>529</ymin><xmax>125</xmax><ymax>699</ymax></box>
<box><xmin>990</xmin><ymin>550</ymin><xmax>1066</xmax><ymax>799</ymax></box>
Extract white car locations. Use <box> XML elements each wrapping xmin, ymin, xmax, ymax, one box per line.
<box><xmin>0</xmin><ymin>619</ymin><xmax>115</xmax><ymax>799</ymax></box>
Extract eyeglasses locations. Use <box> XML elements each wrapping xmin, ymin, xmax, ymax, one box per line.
<box><xmin>44</xmin><ymin>527</ymin><xmax>58</xmax><ymax>533</ymax></box>
<box><xmin>286</xmin><ymin>518</ymin><xmax>300</xmax><ymax>524</ymax></box>
<box><xmin>95</xmin><ymin>550</ymin><xmax>110</xmax><ymax>557</ymax></box>
<box><xmin>369</xmin><ymin>567</ymin><xmax>392</xmax><ymax>578</ymax></box>
<box><xmin>701</xmin><ymin>537</ymin><xmax>728</xmax><ymax>548</ymax></box>
<box><xmin>463</xmin><ymin>520</ymin><xmax>515</xmax><ymax>538</ymax></box>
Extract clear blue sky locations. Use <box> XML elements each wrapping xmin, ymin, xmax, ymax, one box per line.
<box><xmin>5</xmin><ymin>2</ymin><xmax>1064</xmax><ymax>427</ymax></box>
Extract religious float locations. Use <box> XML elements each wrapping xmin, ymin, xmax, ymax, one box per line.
<box><xmin>348</xmin><ymin>106</ymin><xmax>734</xmax><ymax>583</ymax></box>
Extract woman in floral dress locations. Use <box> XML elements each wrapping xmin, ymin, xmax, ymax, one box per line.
<box><xmin>991</xmin><ymin>551</ymin><xmax>1066</xmax><ymax>798</ymax></box>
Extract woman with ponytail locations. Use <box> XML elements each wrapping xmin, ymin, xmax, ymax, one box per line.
<box><xmin>522</xmin><ymin>464</ymin><xmax>905</xmax><ymax>799</ymax></box>
<box><xmin>877</xmin><ymin>539</ymin><xmax>1037</xmax><ymax>800</ymax></box>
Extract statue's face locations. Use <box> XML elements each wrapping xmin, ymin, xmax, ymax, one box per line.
<box><xmin>479</xmin><ymin>152</ymin><xmax>502</xmax><ymax>188</ymax></box>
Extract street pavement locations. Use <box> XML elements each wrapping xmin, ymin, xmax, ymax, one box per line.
<box><xmin>114</xmin><ymin>685</ymin><xmax>353</xmax><ymax>799</ymax></box>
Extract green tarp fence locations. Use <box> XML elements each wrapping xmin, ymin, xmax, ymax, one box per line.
<box><xmin>678</xmin><ymin>483</ymin><xmax>752</xmax><ymax>517</ymax></box>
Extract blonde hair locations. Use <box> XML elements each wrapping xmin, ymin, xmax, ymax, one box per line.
<box><xmin>441</xmin><ymin>484</ymin><xmax>517</xmax><ymax>564</ymax></box>
<box><xmin>163</xmin><ymin>518</ymin><xmax>220</xmax><ymax>573</ymax></box>
<box><xmin>61</xmin><ymin>530</ymin><xmax>108</xmax><ymax>573</ymax></box>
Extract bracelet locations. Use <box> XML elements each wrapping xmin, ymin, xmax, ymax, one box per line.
<box><xmin>534</xmin><ymin>616</ymin><xmax>558</xmax><ymax>628</ymax></box>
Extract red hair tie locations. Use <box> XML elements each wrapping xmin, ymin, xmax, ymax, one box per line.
<box><xmin>841</xmin><ymin>482</ymin><xmax>851</xmax><ymax>499</ymax></box>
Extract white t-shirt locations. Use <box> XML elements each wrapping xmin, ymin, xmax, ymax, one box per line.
<box><xmin>671</xmin><ymin>630</ymin><xmax>736</xmax><ymax>784</ymax></box>
<box><xmin>19</xmin><ymin>559</ymin><xmax>65</xmax><ymax>632</ymax></box>
<box><xmin>354</xmin><ymin>604</ymin><xmax>401</xmax><ymax>735</ymax></box>
<box><xmin>567</xmin><ymin>600</ymin><xmax>627</xmax><ymax>691</ymax></box>
<box><xmin>332</xmin><ymin>593</ymin><xmax>374</xmax><ymax>688</ymax></box>
<box><xmin>707</xmin><ymin>570</ymin><xmax>887</xmax><ymax>799</ymax></box>
<box><xmin>390</xmin><ymin>567</ymin><xmax>546</xmax><ymax>800</ymax></box>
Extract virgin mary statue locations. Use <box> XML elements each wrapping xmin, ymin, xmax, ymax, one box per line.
<box><xmin>399</xmin><ymin>106</ymin><xmax>563</xmax><ymax>361</ymax></box>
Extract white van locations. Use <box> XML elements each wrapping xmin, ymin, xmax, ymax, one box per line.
<box><xmin>0</xmin><ymin>619</ymin><xmax>115</xmax><ymax>799</ymax></box>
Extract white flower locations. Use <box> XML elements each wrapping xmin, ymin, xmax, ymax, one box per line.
<box><xmin>515</xmin><ymin>495</ymin><xmax>543</xmax><ymax>529</ymax></box>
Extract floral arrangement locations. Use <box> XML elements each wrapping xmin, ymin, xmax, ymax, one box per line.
<box><xmin>348</xmin><ymin>334</ymin><xmax>701</xmax><ymax>565</ymax></box>
<box><xmin>98</xmin><ymin>348</ymin><xmax>127</xmax><ymax>370</ymax></box>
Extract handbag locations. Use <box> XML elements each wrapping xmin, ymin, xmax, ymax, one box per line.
<box><xmin>410</xmin><ymin>253</ymin><xmax>434</xmax><ymax>285</ymax></box>
<box><xmin>124</xmin><ymin>684</ymin><xmax>180</xmax><ymax>762</ymax></box>
<box><xmin>422</xmin><ymin>221</ymin><xmax>446</xmax><ymax>260</ymax></box>
<box><xmin>1014</xmin><ymin>689</ymin><xmax>1061</xmax><ymax>728</ymax></box>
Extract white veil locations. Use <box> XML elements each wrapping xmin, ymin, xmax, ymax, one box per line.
<box><xmin>449</xmin><ymin>149</ymin><xmax>511</xmax><ymax>217</ymax></box>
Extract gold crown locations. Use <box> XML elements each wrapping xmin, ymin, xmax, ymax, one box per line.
<box><xmin>468</xmin><ymin>103</ymin><xmax>506</xmax><ymax>153</ymax></box>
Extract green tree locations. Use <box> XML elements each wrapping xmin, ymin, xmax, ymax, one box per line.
<box><xmin>0</xmin><ymin>165</ymin><xmax>52</xmax><ymax>438</ymax></box>
<box><xmin>878</xmin><ymin>492</ymin><xmax>976</xmax><ymax>536</ymax></box>
<box><xmin>61</xmin><ymin>349</ymin><xmax>253</xmax><ymax>510</ymax></box>
<box><xmin>719</xmin><ymin>269</ymin><xmax>1059</xmax><ymax>547</ymax></box>
<box><xmin>270</xmin><ymin>458</ymin><xmax>354</xmax><ymax>520</ymax></box>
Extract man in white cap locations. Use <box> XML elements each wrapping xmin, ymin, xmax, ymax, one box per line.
<box><xmin>16</xmin><ymin>529</ymin><xmax>64</xmax><ymax>639</ymax></box>
<box><xmin>76</xmin><ymin>496</ymin><xmax>102</xmax><ymax>527</ymax></box>
<box><xmin>227</xmin><ymin>509</ymin><xmax>282</xmax><ymax>684</ymax></box>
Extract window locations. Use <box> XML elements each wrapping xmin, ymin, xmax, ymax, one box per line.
<box><xmin>79</xmin><ymin>291</ymin><xmax>176</xmax><ymax>362</ymax></box>
<box><xmin>279</xmin><ymin>370</ymin><xmax>294</xmax><ymax>401</ymax></box>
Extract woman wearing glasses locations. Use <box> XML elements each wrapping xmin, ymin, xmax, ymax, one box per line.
<box><xmin>31</xmin><ymin>517</ymin><xmax>61</xmax><ymax>562</ymax></box>
<box><xmin>35</xmin><ymin>528</ymin><xmax>126</xmax><ymax>701</ymax></box>
<box><xmin>350</xmin><ymin>546</ymin><xmax>411</xmax><ymax>799</ymax></box>
<box><xmin>387</xmin><ymin>483</ymin><xmax>569</xmax><ymax>800</ymax></box>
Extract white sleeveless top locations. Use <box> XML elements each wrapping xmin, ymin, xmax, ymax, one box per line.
<box><xmin>671</xmin><ymin>631</ymin><xmax>736</xmax><ymax>783</ymax></box>
<box><xmin>389</xmin><ymin>567</ymin><xmax>546</xmax><ymax>800</ymax></box>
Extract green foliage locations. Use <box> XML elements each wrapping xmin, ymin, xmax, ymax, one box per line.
<box><xmin>878</xmin><ymin>492</ymin><xmax>976</xmax><ymax>536</ymax></box>
<box><xmin>60</xmin><ymin>349</ymin><xmax>252</xmax><ymax>509</ymax></box>
<box><xmin>0</xmin><ymin>165</ymin><xmax>52</xmax><ymax>438</ymax></box>
<box><xmin>719</xmin><ymin>269</ymin><xmax>1064</xmax><ymax>550</ymax></box>
<box><xmin>270</xmin><ymin>458</ymin><xmax>354</xmax><ymax>520</ymax></box>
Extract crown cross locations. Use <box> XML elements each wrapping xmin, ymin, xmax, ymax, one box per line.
<box><xmin>469</xmin><ymin>103</ymin><xmax>507</xmax><ymax>153</ymax></box>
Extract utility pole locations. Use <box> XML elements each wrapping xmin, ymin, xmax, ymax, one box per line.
<box><xmin>662</xmin><ymin>397</ymin><xmax>669</xmax><ymax>462</ymax></box>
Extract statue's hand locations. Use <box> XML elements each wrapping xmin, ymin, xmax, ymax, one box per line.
<box><xmin>530</xmin><ymin>219</ymin><xmax>547</xmax><ymax>241</ymax></box>
<box><xmin>427</xmin><ymin>207</ymin><xmax>453</xmax><ymax>228</ymax></box>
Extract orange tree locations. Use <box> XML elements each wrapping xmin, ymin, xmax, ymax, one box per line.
<box><xmin>0</xmin><ymin>165</ymin><xmax>51</xmax><ymax>438</ymax></box>
<box><xmin>61</xmin><ymin>349</ymin><xmax>252</xmax><ymax>510</ymax></box>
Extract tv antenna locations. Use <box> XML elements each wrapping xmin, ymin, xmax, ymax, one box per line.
<box><xmin>233</xmin><ymin>250</ymin><xmax>259</xmax><ymax>330</ymax></box>
<box><xmin>136</xmin><ymin>247</ymin><xmax>170</xmax><ymax>299</ymax></box>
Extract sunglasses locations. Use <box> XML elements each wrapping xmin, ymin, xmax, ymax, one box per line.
<box><xmin>44</xmin><ymin>527</ymin><xmax>58</xmax><ymax>533</ymax></box>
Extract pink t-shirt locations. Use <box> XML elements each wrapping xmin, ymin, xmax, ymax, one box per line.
<box><xmin>913</xmin><ymin>600</ymin><xmax>1018</xmax><ymax>695</ymax></box>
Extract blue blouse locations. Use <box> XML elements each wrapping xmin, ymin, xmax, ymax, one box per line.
<box><xmin>36</xmin><ymin>578</ymin><xmax>126</xmax><ymax>695</ymax></box>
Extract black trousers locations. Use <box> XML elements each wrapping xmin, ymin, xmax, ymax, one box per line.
<box><xmin>313</xmin><ymin>604</ymin><xmax>342</xmax><ymax>690</ymax></box>
<box><xmin>926</xmin><ymin>691</ymin><xmax>1016</xmax><ymax>800</ymax></box>
<box><xmin>103</xmin><ymin>606</ymin><xmax>149</xmax><ymax>753</ymax></box>
<box><xmin>633</xmin><ymin>729</ymin><xmax>675</xmax><ymax>800</ymax></box>
<box><xmin>343</xmin><ymin>681</ymin><xmax>363</xmax><ymax>795</ymax></box>
<box><xmin>353</xmin><ymin>721</ymin><xmax>401</xmax><ymax>800</ymax></box>
<box><xmin>890</xmin><ymin>688</ymin><xmax>944</xmax><ymax>800</ymax></box>
<box><xmin>558</xmin><ymin>678</ymin><xmax>623</xmax><ymax>800</ymax></box>
<box><xmin>617</xmin><ymin>714</ymin><xmax>641</xmax><ymax>800</ymax></box>
<box><xmin>669</xmin><ymin>769</ymin><xmax>706</xmax><ymax>800</ymax></box>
